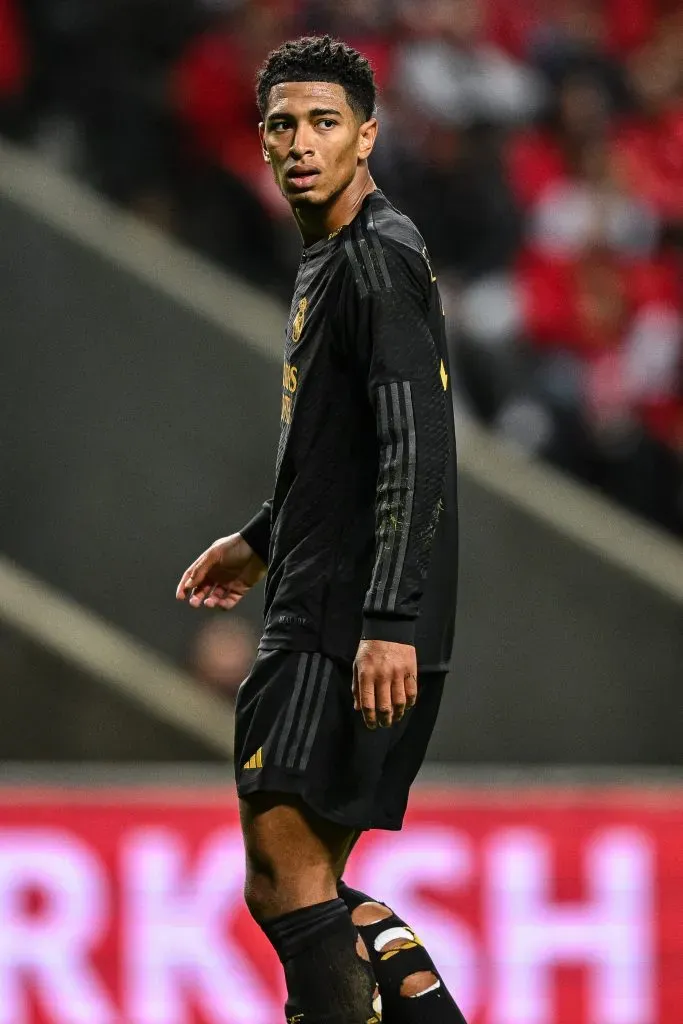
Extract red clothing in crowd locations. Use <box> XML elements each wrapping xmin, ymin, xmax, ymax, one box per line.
<box><xmin>172</xmin><ymin>30</ymin><xmax>261</xmax><ymax>180</ymax></box>
<box><xmin>506</xmin><ymin>130</ymin><xmax>570</xmax><ymax>209</ymax></box>
<box><xmin>0</xmin><ymin>0</ymin><xmax>27</xmax><ymax>98</ymax></box>
<box><xmin>508</xmin><ymin>107</ymin><xmax>683</xmax><ymax>229</ymax></box>
<box><xmin>640</xmin><ymin>395</ymin><xmax>683</xmax><ymax>448</ymax></box>
<box><xmin>616</xmin><ymin>105</ymin><xmax>683</xmax><ymax>223</ymax></box>
<box><xmin>518</xmin><ymin>249</ymin><xmax>680</xmax><ymax>355</ymax></box>
<box><xmin>518</xmin><ymin>249</ymin><xmax>683</xmax><ymax>447</ymax></box>
<box><xmin>489</xmin><ymin>0</ymin><xmax>657</xmax><ymax>57</ymax></box>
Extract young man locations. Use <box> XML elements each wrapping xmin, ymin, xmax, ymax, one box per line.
<box><xmin>177</xmin><ymin>35</ymin><xmax>464</xmax><ymax>1024</ymax></box>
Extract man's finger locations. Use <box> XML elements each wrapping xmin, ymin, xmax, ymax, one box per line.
<box><xmin>189</xmin><ymin>583</ymin><xmax>214</xmax><ymax>607</ymax></box>
<box><xmin>375</xmin><ymin>676</ymin><xmax>393</xmax><ymax>729</ymax></box>
<box><xmin>200</xmin><ymin>584</ymin><xmax>219</xmax><ymax>607</ymax></box>
<box><xmin>204</xmin><ymin>584</ymin><xmax>227</xmax><ymax>609</ymax></box>
<box><xmin>176</xmin><ymin>567</ymin><xmax>197</xmax><ymax>600</ymax></box>
<box><xmin>207</xmin><ymin>585</ymin><xmax>243</xmax><ymax>611</ymax></box>
<box><xmin>391</xmin><ymin>674</ymin><xmax>408</xmax><ymax>723</ymax></box>
<box><xmin>404</xmin><ymin>670</ymin><xmax>418</xmax><ymax>708</ymax></box>
<box><xmin>177</xmin><ymin>560</ymin><xmax>207</xmax><ymax>599</ymax></box>
<box><xmin>352</xmin><ymin>662</ymin><xmax>360</xmax><ymax>712</ymax></box>
<box><xmin>359</xmin><ymin>670</ymin><xmax>377</xmax><ymax>730</ymax></box>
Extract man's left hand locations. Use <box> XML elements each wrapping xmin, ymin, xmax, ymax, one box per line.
<box><xmin>353</xmin><ymin>639</ymin><xmax>418</xmax><ymax>730</ymax></box>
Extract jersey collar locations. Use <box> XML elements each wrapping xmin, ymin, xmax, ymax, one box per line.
<box><xmin>301</xmin><ymin>190</ymin><xmax>386</xmax><ymax>258</ymax></box>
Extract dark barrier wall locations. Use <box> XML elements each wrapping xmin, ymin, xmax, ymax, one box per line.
<box><xmin>2</xmin><ymin>194</ymin><xmax>682</xmax><ymax>764</ymax></box>
<box><xmin>1</xmin><ymin>196</ymin><xmax>278</xmax><ymax>660</ymax></box>
<box><xmin>0</xmin><ymin>623</ymin><xmax>221</xmax><ymax>761</ymax></box>
<box><xmin>434</xmin><ymin>474</ymin><xmax>683</xmax><ymax>763</ymax></box>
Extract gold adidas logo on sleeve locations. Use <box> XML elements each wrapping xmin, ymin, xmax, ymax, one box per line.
<box><xmin>243</xmin><ymin>747</ymin><xmax>263</xmax><ymax>770</ymax></box>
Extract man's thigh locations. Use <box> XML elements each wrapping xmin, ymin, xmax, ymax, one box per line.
<box><xmin>239</xmin><ymin>792</ymin><xmax>357</xmax><ymax>917</ymax></box>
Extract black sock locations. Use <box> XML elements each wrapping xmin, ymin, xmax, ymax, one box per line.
<box><xmin>261</xmin><ymin>896</ymin><xmax>379</xmax><ymax>1024</ymax></box>
<box><xmin>338</xmin><ymin>882</ymin><xmax>468</xmax><ymax>1024</ymax></box>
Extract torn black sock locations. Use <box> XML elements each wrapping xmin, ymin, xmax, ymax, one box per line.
<box><xmin>338</xmin><ymin>881</ymin><xmax>468</xmax><ymax>1023</ymax></box>
<box><xmin>262</xmin><ymin>896</ymin><xmax>379</xmax><ymax>1024</ymax></box>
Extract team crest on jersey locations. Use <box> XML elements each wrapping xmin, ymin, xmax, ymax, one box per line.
<box><xmin>292</xmin><ymin>297</ymin><xmax>308</xmax><ymax>343</ymax></box>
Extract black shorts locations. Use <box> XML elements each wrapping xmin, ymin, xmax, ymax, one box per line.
<box><xmin>234</xmin><ymin>649</ymin><xmax>445</xmax><ymax>831</ymax></box>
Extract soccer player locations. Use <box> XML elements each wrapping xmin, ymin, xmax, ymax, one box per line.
<box><xmin>176</xmin><ymin>35</ymin><xmax>464</xmax><ymax>1024</ymax></box>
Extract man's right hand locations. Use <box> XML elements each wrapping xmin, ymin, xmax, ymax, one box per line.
<box><xmin>175</xmin><ymin>533</ymin><xmax>267</xmax><ymax>611</ymax></box>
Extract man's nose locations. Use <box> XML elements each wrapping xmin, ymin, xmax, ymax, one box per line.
<box><xmin>290</xmin><ymin>124</ymin><xmax>315</xmax><ymax>159</ymax></box>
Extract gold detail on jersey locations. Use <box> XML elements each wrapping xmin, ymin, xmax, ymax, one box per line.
<box><xmin>282</xmin><ymin>361</ymin><xmax>298</xmax><ymax>393</ymax></box>
<box><xmin>439</xmin><ymin>360</ymin><xmax>448</xmax><ymax>391</ymax></box>
<box><xmin>292</xmin><ymin>296</ymin><xmax>308</xmax><ymax>343</ymax></box>
<box><xmin>281</xmin><ymin>360</ymin><xmax>298</xmax><ymax>425</ymax></box>
<box><xmin>281</xmin><ymin>394</ymin><xmax>293</xmax><ymax>425</ymax></box>
<box><xmin>421</xmin><ymin>245</ymin><xmax>437</xmax><ymax>283</ymax></box>
<box><xmin>243</xmin><ymin>747</ymin><xmax>263</xmax><ymax>770</ymax></box>
<box><xmin>328</xmin><ymin>226</ymin><xmax>343</xmax><ymax>239</ymax></box>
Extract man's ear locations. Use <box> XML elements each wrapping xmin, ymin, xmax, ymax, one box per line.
<box><xmin>258</xmin><ymin>122</ymin><xmax>270</xmax><ymax>163</ymax></box>
<box><xmin>358</xmin><ymin>117</ymin><xmax>378</xmax><ymax>162</ymax></box>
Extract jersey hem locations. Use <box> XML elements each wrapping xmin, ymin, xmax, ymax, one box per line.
<box><xmin>256</xmin><ymin>638</ymin><xmax>450</xmax><ymax>675</ymax></box>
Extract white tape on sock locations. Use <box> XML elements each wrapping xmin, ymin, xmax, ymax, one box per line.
<box><xmin>374</xmin><ymin>926</ymin><xmax>414</xmax><ymax>952</ymax></box>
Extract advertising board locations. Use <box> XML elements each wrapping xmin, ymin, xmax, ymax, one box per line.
<box><xmin>0</xmin><ymin>785</ymin><xmax>679</xmax><ymax>1023</ymax></box>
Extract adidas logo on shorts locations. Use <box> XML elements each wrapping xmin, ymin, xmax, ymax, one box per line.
<box><xmin>243</xmin><ymin>747</ymin><xmax>263</xmax><ymax>770</ymax></box>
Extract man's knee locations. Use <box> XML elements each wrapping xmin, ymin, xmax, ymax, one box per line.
<box><xmin>241</xmin><ymin>794</ymin><xmax>352</xmax><ymax>921</ymax></box>
<box><xmin>245</xmin><ymin>872</ymin><xmax>330</xmax><ymax>922</ymax></box>
<box><xmin>244</xmin><ymin>845</ymin><xmax>339</xmax><ymax>921</ymax></box>
<box><xmin>243</xmin><ymin>856</ymin><xmax>278</xmax><ymax>922</ymax></box>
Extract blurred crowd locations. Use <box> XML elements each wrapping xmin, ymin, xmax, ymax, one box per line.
<box><xmin>190</xmin><ymin>615</ymin><xmax>259</xmax><ymax>707</ymax></box>
<box><xmin>1</xmin><ymin>0</ymin><xmax>682</xmax><ymax>535</ymax></box>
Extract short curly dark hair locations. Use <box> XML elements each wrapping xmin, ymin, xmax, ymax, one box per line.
<box><xmin>256</xmin><ymin>35</ymin><xmax>376</xmax><ymax>122</ymax></box>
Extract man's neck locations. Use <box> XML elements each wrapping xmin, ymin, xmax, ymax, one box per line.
<box><xmin>294</xmin><ymin>171</ymin><xmax>377</xmax><ymax>247</ymax></box>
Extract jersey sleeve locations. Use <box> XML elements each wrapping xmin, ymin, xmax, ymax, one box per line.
<box><xmin>341</xmin><ymin>236</ymin><xmax>450</xmax><ymax>646</ymax></box>
<box><xmin>239</xmin><ymin>499</ymin><xmax>272</xmax><ymax>564</ymax></box>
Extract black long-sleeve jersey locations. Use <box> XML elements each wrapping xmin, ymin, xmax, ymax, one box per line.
<box><xmin>241</xmin><ymin>189</ymin><xmax>458</xmax><ymax>671</ymax></box>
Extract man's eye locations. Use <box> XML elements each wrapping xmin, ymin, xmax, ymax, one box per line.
<box><xmin>318</xmin><ymin>119</ymin><xmax>337</xmax><ymax>129</ymax></box>
<box><xmin>271</xmin><ymin>121</ymin><xmax>290</xmax><ymax>132</ymax></box>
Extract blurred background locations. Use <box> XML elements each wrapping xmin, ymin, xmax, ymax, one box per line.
<box><xmin>1</xmin><ymin>1</ymin><xmax>682</xmax><ymax>1021</ymax></box>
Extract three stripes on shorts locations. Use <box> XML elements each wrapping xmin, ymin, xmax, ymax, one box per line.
<box><xmin>273</xmin><ymin>652</ymin><xmax>333</xmax><ymax>772</ymax></box>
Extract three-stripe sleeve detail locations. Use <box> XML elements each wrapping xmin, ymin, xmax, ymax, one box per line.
<box><xmin>366</xmin><ymin>381</ymin><xmax>417</xmax><ymax>613</ymax></box>
<box><xmin>344</xmin><ymin>236</ymin><xmax>369</xmax><ymax>298</ymax></box>
<box><xmin>344</xmin><ymin>219</ymin><xmax>393</xmax><ymax>297</ymax></box>
<box><xmin>275</xmin><ymin>653</ymin><xmax>333</xmax><ymax>771</ymax></box>
<box><xmin>366</xmin><ymin>208</ymin><xmax>393</xmax><ymax>289</ymax></box>
<box><xmin>357</xmin><ymin>234</ymin><xmax>381</xmax><ymax>292</ymax></box>
<box><xmin>371</xmin><ymin>386</ymin><xmax>395</xmax><ymax>609</ymax></box>
<box><xmin>387</xmin><ymin>382</ymin><xmax>417</xmax><ymax>608</ymax></box>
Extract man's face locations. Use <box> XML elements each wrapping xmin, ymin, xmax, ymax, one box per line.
<box><xmin>260</xmin><ymin>81</ymin><xmax>376</xmax><ymax>208</ymax></box>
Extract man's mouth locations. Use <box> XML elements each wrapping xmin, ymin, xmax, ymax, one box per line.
<box><xmin>286</xmin><ymin>166</ymin><xmax>320</xmax><ymax>190</ymax></box>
